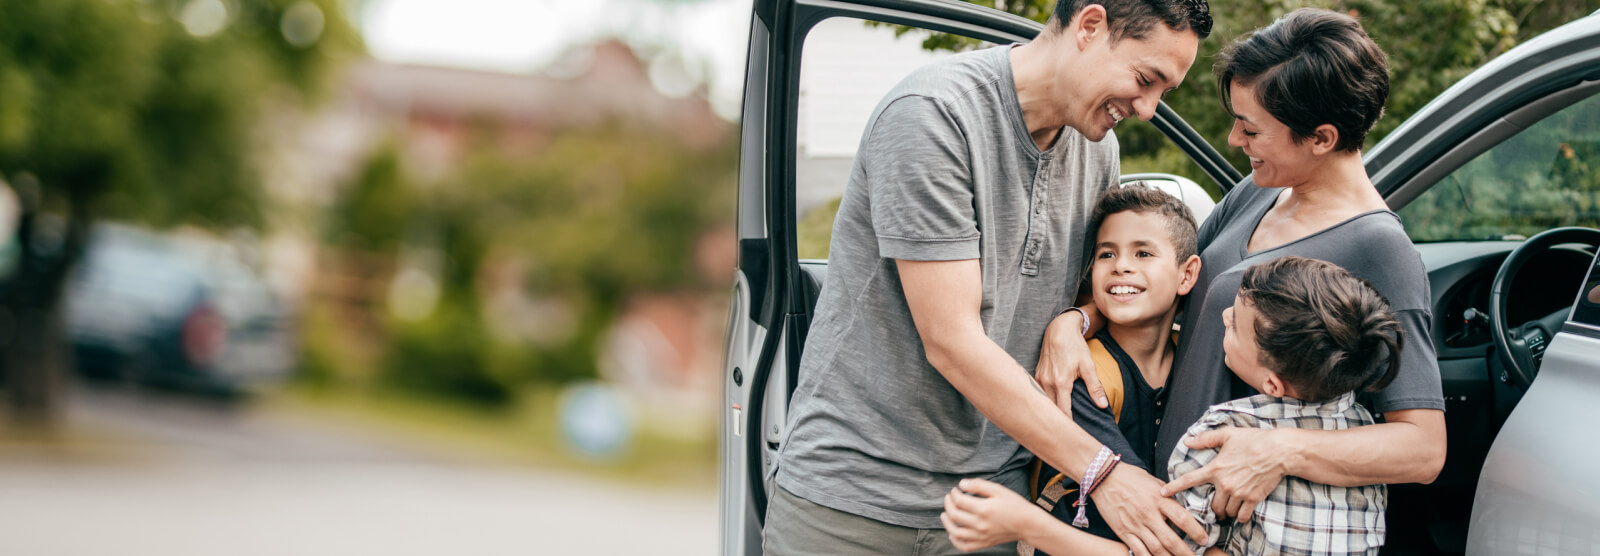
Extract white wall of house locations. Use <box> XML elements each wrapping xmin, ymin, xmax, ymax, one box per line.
<box><xmin>795</xmin><ymin>17</ymin><xmax>970</xmax><ymax>216</ymax></box>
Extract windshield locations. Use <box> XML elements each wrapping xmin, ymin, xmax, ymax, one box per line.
<box><xmin>1399</xmin><ymin>91</ymin><xmax>1600</xmax><ymax>242</ymax></box>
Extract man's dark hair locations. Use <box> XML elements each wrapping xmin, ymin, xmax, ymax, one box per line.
<box><xmin>1086</xmin><ymin>182</ymin><xmax>1199</xmax><ymax>263</ymax></box>
<box><xmin>1216</xmin><ymin>8</ymin><xmax>1389</xmax><ymax>153</ymax></box>
<box><xmin>1049</xmin><ymin>0</ymin><xmax>1213</xmax><ymax>41</ymax></box>
<box><xmin>1238</xmin><ymin>256</ymin><xmax>1403</xmax><ymax>403</ymax></box>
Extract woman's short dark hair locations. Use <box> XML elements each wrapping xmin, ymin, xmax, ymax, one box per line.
<box><xmin>1049</xmin><ymin>0</ymin><xmax>1213</xmax><ymax>42</ymax></box>
<box><xmin>1238</xmin><ymin>256</ymin><xmax>1403</xmax><ymax>403</ymax></box>
<box><xmin>1215</xmin><ymin>8</ymin><xmax>1389</xmax><ymax>153</ymax></box>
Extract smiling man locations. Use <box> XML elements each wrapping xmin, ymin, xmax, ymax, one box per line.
<box><xmin>762</xmin><ymin>2</ymin><xmax>1214</xmax><ymax>555</ymax></box>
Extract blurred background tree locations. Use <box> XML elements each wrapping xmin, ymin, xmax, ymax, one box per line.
<box><xmin>880</xmin><ymin>0</ymin><xmax>1600</xmax><ymax>197</ymax></box>
<box><xmin>0</xmin><ymin>0</ymin><xmax>360</xmax><ymax>425</ymax></box>
<box><xmin>308</xmin><ymin>111</ymin><xmax>735</xmax><ymax>408</ymax></box>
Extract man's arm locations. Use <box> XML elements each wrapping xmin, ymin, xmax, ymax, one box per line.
<box><xmin>1161</xmin><ymin>409</ymin><xmax>1446</xmax><ymax>521</ymax></box>
<box><xmin>898</xmin><ymin>259</ymin><xmax>1204</xmax><ymax>555</ymax></box>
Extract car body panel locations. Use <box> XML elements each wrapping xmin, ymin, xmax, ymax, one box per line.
<box><xmin>1465</xmin><ymin>323</ymin><xmax>1600</xmax><ymax>554</ymax></box>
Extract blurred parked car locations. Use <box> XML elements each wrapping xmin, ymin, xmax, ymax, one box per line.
<box><xmin>65</xmin><ymin>223</ymin><xmax>295</xmax><ymax>395</ymax></box>
<box><xmin>721</xmin><ymin>2</ymin><xmax>1600</xmax><ymax>554</ymax></box>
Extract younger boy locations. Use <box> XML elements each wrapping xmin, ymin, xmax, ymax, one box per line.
<box><xmin>1025</xmin><ymin>183</ymin><xmax>1202</xmax><ymax>552</ymax></box>
<box><xmin>1169</xmin><ymin>255</ymin><xmax>1404</xmax><ymax>556</ymax></box>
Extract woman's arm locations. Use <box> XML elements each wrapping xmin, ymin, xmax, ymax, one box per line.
<box><xmin>1160</xmin><ymin>409</ymin><xmax>1446</xmax><ymax>521</ymax></box>
<box><xmin>942</xmin><ymin>479</ymin><xmax>1129</xmax><ymax>556</ymax></box>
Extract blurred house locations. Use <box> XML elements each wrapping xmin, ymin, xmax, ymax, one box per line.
<box><xmin>266</xmin><ymin>39</ymin><xmax>729</xmax><ymax>207</ymax></box>
<box><xmin>795</xmin><ymin>19</ymin><xmax>946</xmax><ymax>217</ymax></box>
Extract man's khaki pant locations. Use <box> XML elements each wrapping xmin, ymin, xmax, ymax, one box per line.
<box><xmin>763</xmin><ymin>485</ymin><xmax>1017</xmax><ymax>556</ymax></box>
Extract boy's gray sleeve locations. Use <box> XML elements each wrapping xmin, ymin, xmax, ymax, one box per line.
<box><xmin>864</xmin><ymin>95</ymin><xmax>979</xmax><ymax>262</ymax></box>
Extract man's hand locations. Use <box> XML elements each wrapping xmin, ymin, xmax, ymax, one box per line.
<box><xmin>1037</xmin><ymin>310</ymin><xmax>1106</xmax><ymax>417</ymax></box>
<box><xmin>1092</xmin><ymin>465</ymin><xmax>1206</xmax><ymax>556</ymax></box>
<box><xmin>940</xmin><ymin>479</ymin><xmax>1038</xmax><ymax>552</ymax></box>
<box><xmin>1160</xmin><ymin>427</ymin><xmax>1289</xmax><ymax>523</ymax></box>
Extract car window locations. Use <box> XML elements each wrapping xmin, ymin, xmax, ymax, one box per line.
<box><xmin>1400</xmin><ymin>92</ymin><xmax>1600</xmax><ymax>242</ymax></box>
<box><xmin>794</xmin><ymin>17</ymin><xmax>981</xmax><ymax>260</ymax></box>
<box><xmin>793</xmin><ymin>18</ymin><xmax>1217</xmax><ymax>260</ymax></box>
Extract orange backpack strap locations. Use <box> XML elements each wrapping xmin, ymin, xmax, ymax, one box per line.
<box><xmin>1087</xmin><ymin>338</ymin><xmax>1125</xmax><ymax>422</ymax></box>
<box><xmin>1026</xmin><ymin>339</ymin><xmax>1126</xmax><ymax>507</ymax></box>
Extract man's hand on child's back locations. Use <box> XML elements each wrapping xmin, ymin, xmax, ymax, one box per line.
<box><xmin>1160</xmin><ymin>427</ymin><xmax>1292</xmax><ymax>523</ymax></box>
<box><xmin>1092</xmin><ymin>465</ymin><xmax>1207</xmax><ymax>556</ymax></box>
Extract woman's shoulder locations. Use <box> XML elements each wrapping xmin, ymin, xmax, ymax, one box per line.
<box><xmin>1315</xmin><ymin>211</ymin><xmax>1432</xmax><ymax>303</ymax></box>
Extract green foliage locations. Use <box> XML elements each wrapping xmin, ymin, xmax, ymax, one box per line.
<box><xmin>890</xmin><ymin>0</ymin><xmax>1595</xmax><ymax>189</ymax></box>
<box><xmin>325</xmin><ymin>117</ymin><xmax>736</xmax><ymax>395</ymax></box>
<box><xmin>0</xmin><ymin>0</ymin><xmax>360</xmax><ymax>230</ymax></box>
<box><xmin>381</xmin><ymin>300</ymin><xmax>520</xmax><ymax>408</ymax></box>
<box><xmin>326</xmin><ymin>141</ymin><xmax>412</xmax><ymax>252</ymax></box>
<box><xmin>797</xmin><ymin>197</ymin><xmax>842</xmax><ymax>260</ymax></box>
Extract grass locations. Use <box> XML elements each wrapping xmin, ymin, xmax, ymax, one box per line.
<box><xmin>269</xmin><ymin>384</ymin><xmax>718</xmax><ymax>488</ymax></box>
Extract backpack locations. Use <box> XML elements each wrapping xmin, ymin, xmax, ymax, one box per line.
<box><xmin>1026</xmin><ymin>337</ymin><xmax>1126</xmax><ymax>502</ymax></box>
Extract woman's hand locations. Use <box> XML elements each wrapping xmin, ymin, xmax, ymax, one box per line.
<box><xmin>1160</xmin><ymin>427</ymin><xmax>1291</xmax><ymax>522</ymax></box>
<box><xmin>1037</xmin><ymin>310</ymin><xmax>1105</xmax><ymax>416</ymax></box>
<box><xmin>941</xmin><ymin>478</ymin><xmax>1041</xmax><ymax>552</ymax></box>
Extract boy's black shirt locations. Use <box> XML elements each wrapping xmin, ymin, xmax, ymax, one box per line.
<box><xmin>1038</xmin><ymin>328</ymin><xmax>1169</xmax><ymax>545</ymax></box>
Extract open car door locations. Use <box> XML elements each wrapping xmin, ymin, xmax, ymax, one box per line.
<box><xmin>1465</xmin><ymin>248</ymin><xmax>1600</xmax><ymax>553</ymax></box>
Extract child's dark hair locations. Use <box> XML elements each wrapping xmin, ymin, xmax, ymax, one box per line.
<box><xmin>1086</xmin><ymin>183</ymin><xmax>1199</xmax><ymax>262</ymax></box>
<box><xmin>1238</xmin><ymin>256</ymin><xmax>1403</xmax><ymax>402</ymax></box>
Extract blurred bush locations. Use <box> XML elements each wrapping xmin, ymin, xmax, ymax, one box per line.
<box><xmin>306</xmin><ymin>113</ymin><xmax>735</xmax><ymax>406</ymax></box>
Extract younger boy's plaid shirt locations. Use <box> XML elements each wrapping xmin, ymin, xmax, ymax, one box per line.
<box><xmin>1167</xmin><ymin>393</ymin><xmax>1386</xmax><ymax>556</ymax></box>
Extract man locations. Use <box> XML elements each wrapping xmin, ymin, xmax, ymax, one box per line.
<box><xmin>762</xmin><ymin>2</ymin><xmax>1213</xmax><ymax>555</ymax></box>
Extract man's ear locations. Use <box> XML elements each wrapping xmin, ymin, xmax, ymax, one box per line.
<box><xmin>1309</xmin><ymin>124</ymin><xmax>1340</xmax><ymax>156</ymax></box>
<box><xmin>1072</xmin><ymin>4</ymin><xmax>1109</xmax><ymax>51</ymax></box>
<box><xmin>1175</xmin><ymin>254</ymin><xmax>1203</xmax><ymax>295</ymax></box>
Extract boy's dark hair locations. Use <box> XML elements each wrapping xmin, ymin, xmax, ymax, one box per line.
<box><xmin>1086</xmin><ymin>183</ymin><xmax>1199</xmax><ymax>262</ymax></box>
<box><xmin>1215</xmin><ymin>8</ymin><xmax>1389</xmax><ymax>153</ymax></box>
<box><xmin>1048</xmin><ymin>0</ymin><xmax>1214</xmax><ymax>41</ymax></box>
<box><xmin>1238</xmin><ymin>256</ymin><xmax>1403</xmax><ymax>403</ymax></box>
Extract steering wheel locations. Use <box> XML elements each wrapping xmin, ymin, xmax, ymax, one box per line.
<box><xmin>1489</xmin><ymin>227</ymin><xmax>1600</xmax><ymax>389</ymax></box>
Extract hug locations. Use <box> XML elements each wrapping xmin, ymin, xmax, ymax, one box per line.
<box><xmin>762</xmin><ymin>2</ymin><xmax>1445</xmax><ymax>556</ymax></box>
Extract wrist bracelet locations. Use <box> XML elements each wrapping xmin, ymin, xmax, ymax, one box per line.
<box><xmin>1061</xmin><ymin>306</ymin><xmax>1091</xmax><ymax>337</ymax></box>
<box><xmin>1073</xmin><ymin>445</ymin><xmax>1115</xmax><ymax>528</ymax></box>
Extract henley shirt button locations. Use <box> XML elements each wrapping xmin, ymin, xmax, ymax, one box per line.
<box><xmin>1155</xmin><ymin>418</ymin><xmax>1162</xmax><ymax>425</ymax></box>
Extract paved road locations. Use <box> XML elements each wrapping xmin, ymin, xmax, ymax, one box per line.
<box><xmin>0</xmin><ymin>388</ymin><xmax>719</xmax><ymax>556</ymax></box>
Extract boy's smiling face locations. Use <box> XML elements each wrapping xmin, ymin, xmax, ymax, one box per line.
<box><xmin>1090</xmin><ymin>210</ymin><xmax>1200</xmax><ymax>330</ymax></box>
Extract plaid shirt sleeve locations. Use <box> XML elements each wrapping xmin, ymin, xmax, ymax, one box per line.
<box><xmin>1165</xmin><ymin>394</ymin><xmax>1387</xmax><ymax>556</ymax></box>
<box><xmin>1168</xmin><ymin>411</ymin><xmax>1232</xmax><ymax>556</ymax></box>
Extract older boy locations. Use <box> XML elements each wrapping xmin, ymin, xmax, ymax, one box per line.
<box><xmin>940</xmin><ymin>184</ymin><xmax>1200</xmax><ymax>556</ymax></box>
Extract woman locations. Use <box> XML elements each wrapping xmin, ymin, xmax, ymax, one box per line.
<box><xmin>945</xmin><ymin>9</ymin><xmax>1446</xmax><ymax>554</ymax></box>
